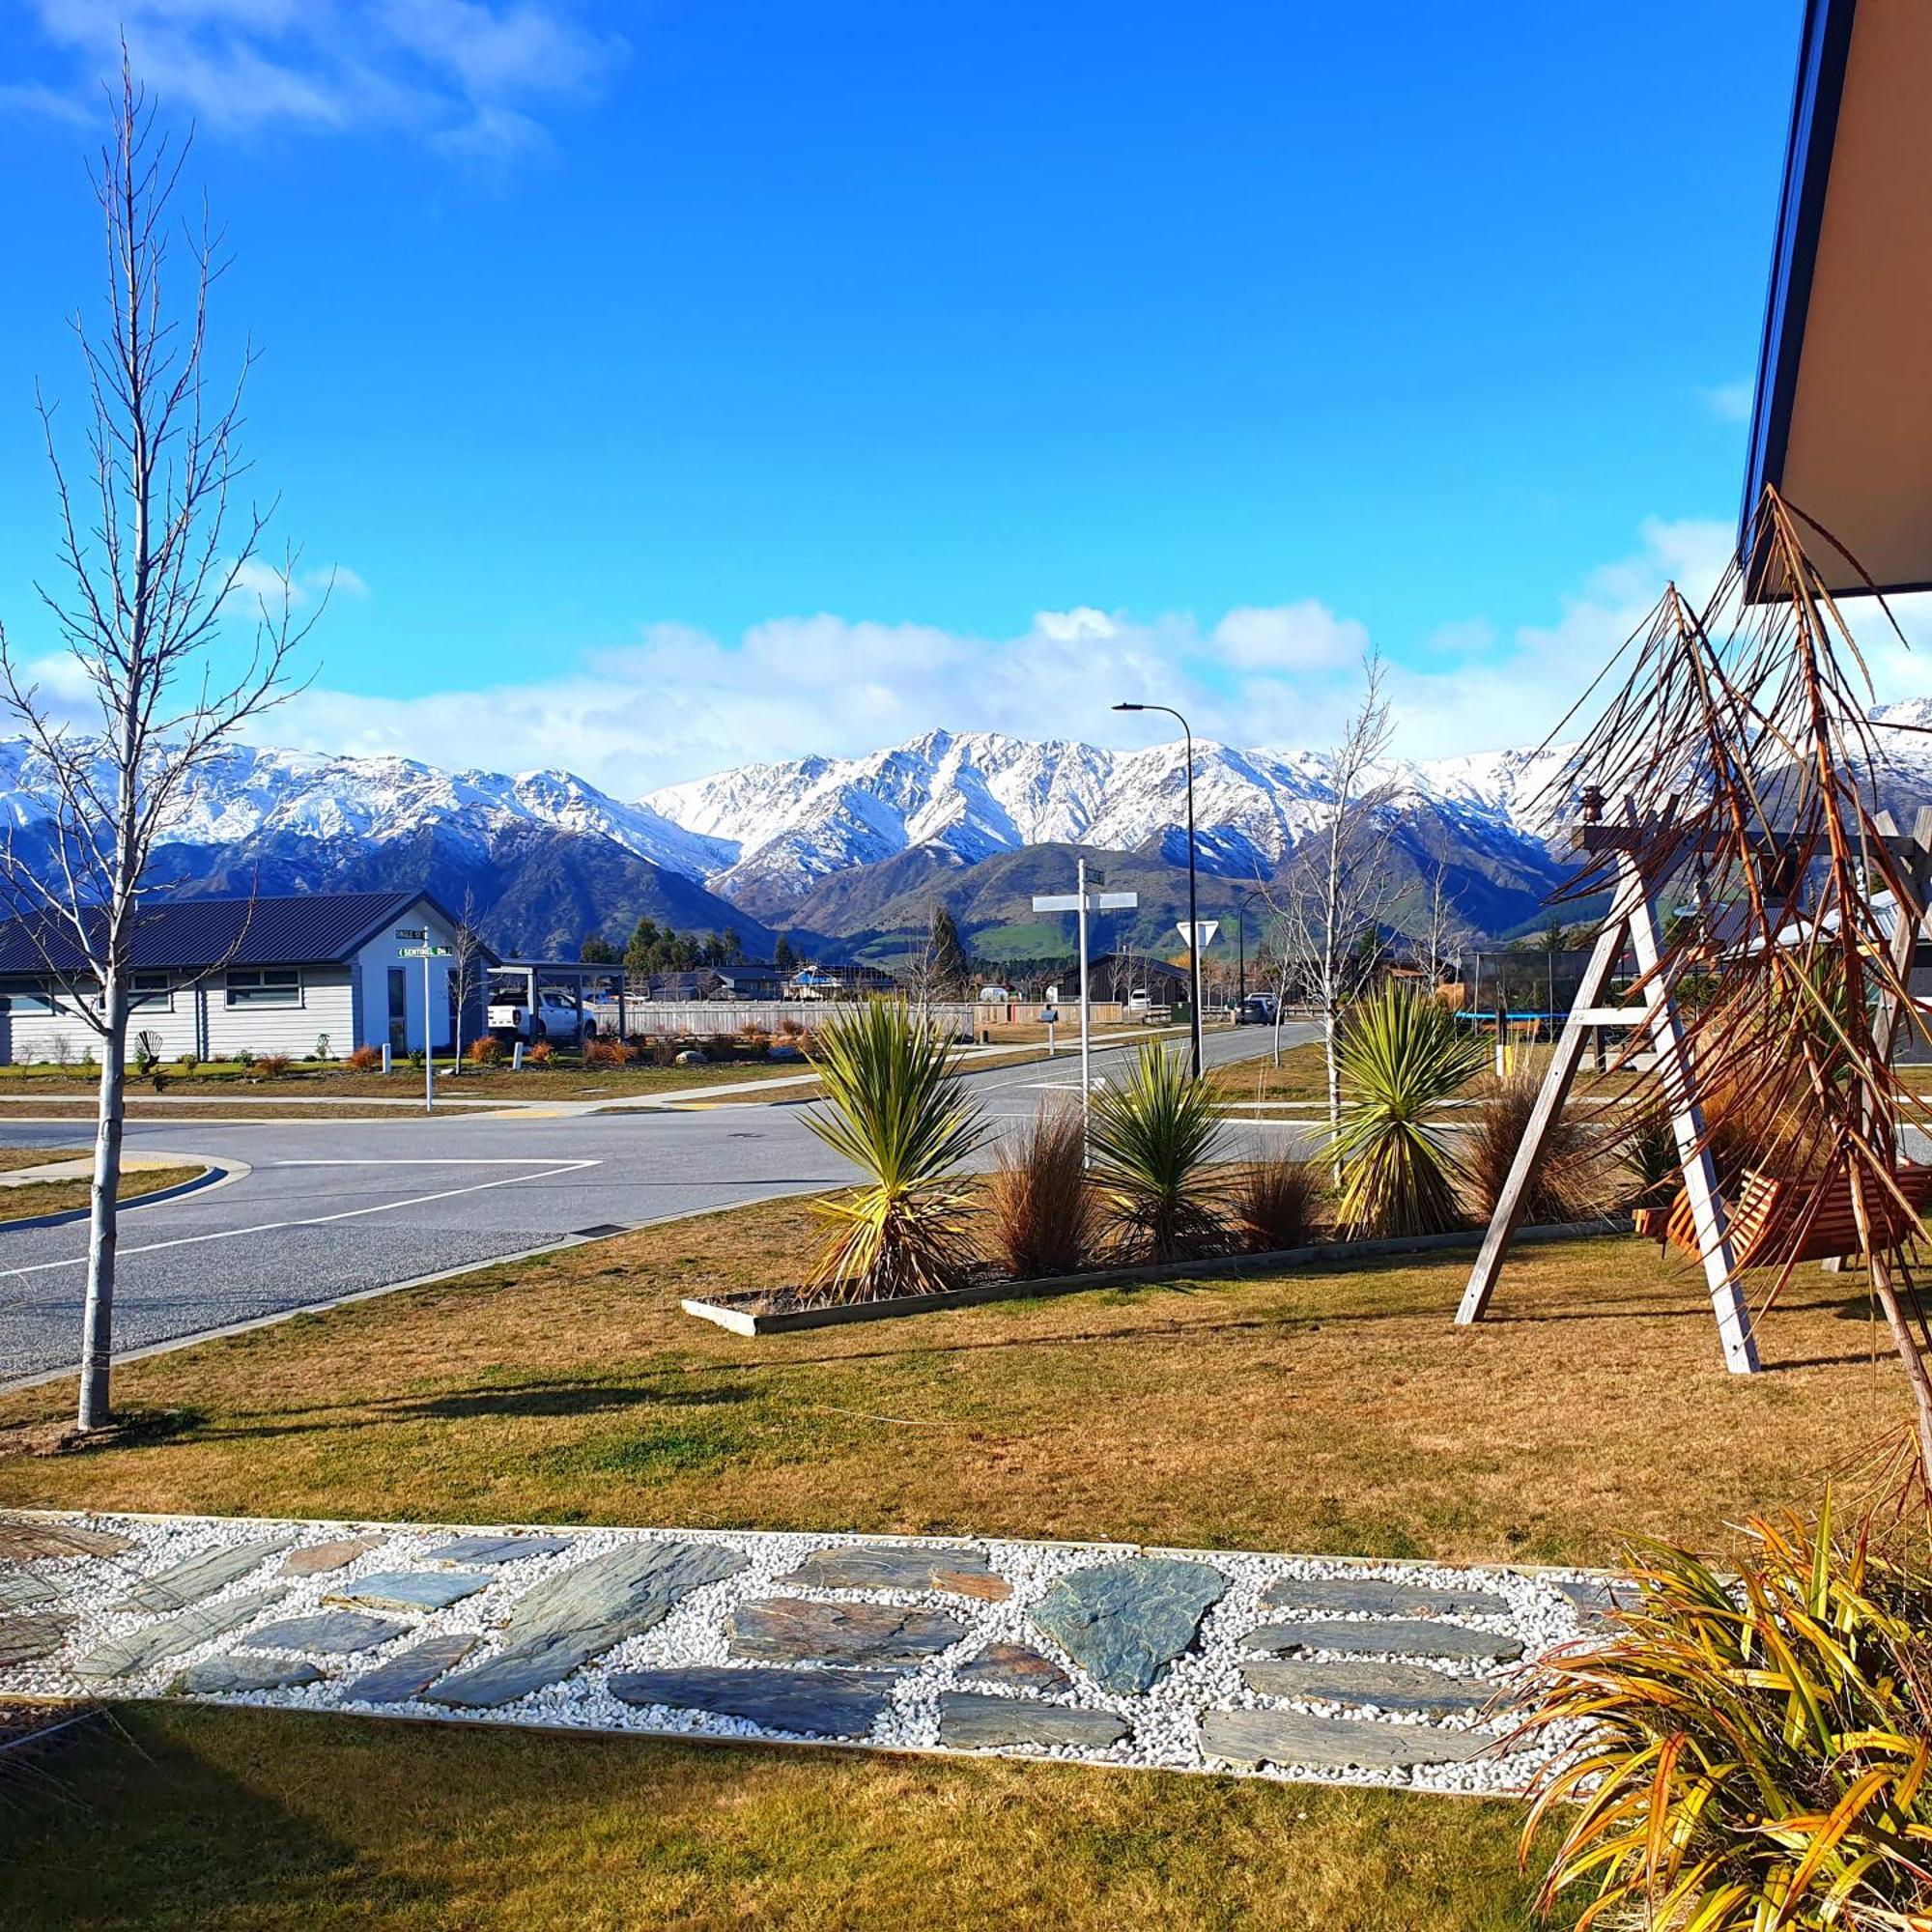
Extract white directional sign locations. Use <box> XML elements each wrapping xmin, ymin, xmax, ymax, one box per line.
<box><xmin>1033</xmin><ymin>891</ymin><xmax>1138</xmax><ymax>913</ymax></box>
<box><xmin>1031</xmin><ymin>868</ymin><xmax>1139</xmax><ymax>1144</ymax></box>
<box><xmin>1176</xmin><ymin>921</ymin><xmax>1220</xmax><ymax>950</ymax></box>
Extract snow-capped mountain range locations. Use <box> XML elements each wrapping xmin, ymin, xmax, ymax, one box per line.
<box><xmin>4</xmin><ymin>705</ymin><xmax>1929</xmax><ymax>953</ymax></box>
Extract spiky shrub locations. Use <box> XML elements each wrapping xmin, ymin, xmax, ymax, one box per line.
<box><xmin>988</xmin><ymin>1102</ymin><xmax>1094</xmax><ymax>1279</ymax></box>
<box><xmin>1515</xmin><ymin>1501</ymin><xmax>1932</xmax><ymax>1931</ymax></box>
<box><xmin>347</xmin><ymin>1044</ymin><xmax>383</xmax><ymax>1072</ymax></box>
<box><xmin>1231</xmin><ymin>1150</ymin><xmax>1321</xmax><ymax>1253</ymax></box>
<box><xmin>803</xmin><ymin>1001</ymin><xmax>987</xmax><ymax>1301</ymax></box>
<box><xmin>1331</xmin><ymin>985</ymin><xmax>1486</xmax><ymax>1237</ymax></box>
<box><xmin>1088</xmin><ymin>1042</ymin><xmax>1226</xmax><ymax>1262</ymax></box>
<box><xmin>1463</xmin><ymin>1075</ymin><xmax>1604</xmax><ymax>1224</ymax></box>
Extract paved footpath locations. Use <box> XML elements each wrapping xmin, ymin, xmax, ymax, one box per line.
<box><xmin>0</xmin><ymin>1510</ymin><xmax>1612</xmax><ymax>1792</ymax></box>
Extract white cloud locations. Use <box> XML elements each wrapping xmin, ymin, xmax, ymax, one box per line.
<box><xmin>249</xmin><ymin>522</ymin><xmax>1786</xmax><ymax>793</ymax></box>
<box><xmin>1211</xmin><ymin>601</ymin><xmax>1367</xmax><ymax>673</ymax></box>
<box><xmin>1698</xmin><ymin>380</ymin><xmax>1754</xmax><ymax>424</ymax></box>
<box><xmin>9</xmin><ymin>0</ymin><xmax>626</xmax><ymax>169</ymax></box>
<box><xmin>222</xmin><ymin>557</ymin><xmax>365</xmax><ymax>610</ymax></box>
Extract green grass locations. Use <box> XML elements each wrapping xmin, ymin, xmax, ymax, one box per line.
<box><xmin>3</xmin><ymin>1704</ymin><xmax>1569</xmax><ymax>1932</ymax></box>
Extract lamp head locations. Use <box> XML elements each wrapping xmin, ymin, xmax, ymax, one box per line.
<box><xmin>1112</xmin><ymin>701</ymin><xmax>1143</xmax><ymax>712</ymax></box>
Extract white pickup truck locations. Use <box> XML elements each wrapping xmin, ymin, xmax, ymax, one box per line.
<box><xmin>486</xmin><ymin>969</ymin><xmax>598</xmax><ymax>1043</ymax></box>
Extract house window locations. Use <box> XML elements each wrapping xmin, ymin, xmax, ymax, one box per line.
<box><xmin>0</xmin><ymin>980</ymin><xmax>57</xmax><ymax>1016</ymax></box>
<box><xmin>129</xmin><ymin>972</ymin><xmax>173</xmax><ymax>1011</ymax></box>
<box><xmin>225</xmin><ymin>967</ymin><xmax>302</xmax><ymax>1008</ymax></box>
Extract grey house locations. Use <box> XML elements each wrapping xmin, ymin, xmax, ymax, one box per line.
<box><xmin>0</xmin><ymin>891</ymin><xmax>494</xmax><ymax>1065</ymax></box>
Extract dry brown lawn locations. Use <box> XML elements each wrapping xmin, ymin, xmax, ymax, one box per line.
<box><xmin>0</xmin><ymin>1196</ymin><xmax>1901</xmax><ymax>1566</ymax></box>
<box><xmin>0</xmin><ymin>1162</ymin><xmax>206</xmax><ymax>1224</ymax></box>
<box><xmin>0</xmin><ymin>1142</ymin><xmax>87</xmax><ymax>1172</ymax></box>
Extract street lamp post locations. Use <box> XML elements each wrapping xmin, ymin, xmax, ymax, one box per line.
<box><xmin>1113</xmin><ymin>700</ymin><xmax>1203</xmax><ymax>1078</ymax></box>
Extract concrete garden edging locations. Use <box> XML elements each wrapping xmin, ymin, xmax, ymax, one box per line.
<box><xmin>679</xmin><ymin>1216</ymin><xmax>1625</xmax><ymax>1337</ymax></box>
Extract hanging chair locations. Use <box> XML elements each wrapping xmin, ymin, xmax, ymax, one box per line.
<box><xmin>1633</xmin><ymin>1163</ymin><xmax>1932</xmax><ymax>1269</ymax></box>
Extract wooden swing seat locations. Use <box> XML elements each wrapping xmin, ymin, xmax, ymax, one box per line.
<box><xmin>1632</xmin><ymin>1164</ymin><xmax>1932</xmax><ymax>1269</ymax></box>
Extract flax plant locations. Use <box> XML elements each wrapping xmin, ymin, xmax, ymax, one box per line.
<box><xmin>803</xmin><ymin>1002</ymin><xmax>987</xmax><ymax>1301</ymax></box>
<box><xmin>1514</xmin><ymin>1496</ymin><xmax>1932</xmax><ymax>1931</ymax></box>
<box><xmin>1088</xmin><ymin>1041</ymin><xmax>1226</xmax><ymax>1262</ymax></box>
<box><xmin>1331</xmin><ymin>985</ymin><xmax>1486</xmax><ymax>1237</ymax></box>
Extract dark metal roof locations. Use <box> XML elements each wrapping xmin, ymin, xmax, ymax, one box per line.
<box><xmin>0</xmin><ymin>891</ymin><xmax>491</xmax><ymax>976</ymax></box>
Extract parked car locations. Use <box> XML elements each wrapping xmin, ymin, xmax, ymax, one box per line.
<box><xmin>487</xmin><ymin>969</ymin><xmax>598</xmax><ymax>1043</ymax></box>
<box><xmin>1236</xmin><ymin>993</ymin><xmax>1278</xmax><ymax>1026</ymax></box>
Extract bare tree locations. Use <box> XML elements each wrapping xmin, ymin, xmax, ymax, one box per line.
<box><xmin>1413</xmin><ymin>858</ymin><xmax>1476</xmax><ymax>986</ymax></box>
<box><xmin>447</xmin><ymin>890</ymin><xmax>486</xmax><ymax>1072</ymax></box>
<box><xmin>0</xmin><ymin>65</ymin><xmax>314</xmax><ymax>1432</ymax></box>
<box><xmin>1258</xmin><ymin>653</ymin><xmax>1398</xmax><ymax>1135</ymax></box>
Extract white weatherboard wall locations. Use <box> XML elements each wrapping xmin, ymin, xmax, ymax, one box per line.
<box><xmin>0</xmin><ymin>895</ymin><xmax>461</xmax><ymax>1064</ymax></box>
<box><xmin>350</xmin><ymin>899</ymin><xmax>462</xmax><ymax>1055</ymax></box>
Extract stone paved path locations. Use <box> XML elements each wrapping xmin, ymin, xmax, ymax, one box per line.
<box><xmin>0</xmin><ymin>1511</ymin><xmax>1620</xmax><ymax>1792</ymax></box>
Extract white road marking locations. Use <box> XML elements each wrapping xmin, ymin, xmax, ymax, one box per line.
<box><xmin>0</xmin><ymin>1159</ymin><xmax>601</xmax><ymax>1278</ymax></box>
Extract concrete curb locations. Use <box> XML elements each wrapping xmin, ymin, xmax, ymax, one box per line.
<box><xmin>0</xmin><ymin>1158</ymin><xmax>244</xmax><ymax>1236</ymax></box>
<box><xmin>682</xmin><ymin>1216</ymin><xmax>1626</xmax><ymax>1335</ymax></box>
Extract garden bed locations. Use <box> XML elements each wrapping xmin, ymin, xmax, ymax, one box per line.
<box><xmin>680</xmin><ymin>1215</ymin><xmax>1625</xmax><ymax>1335</ymax></box>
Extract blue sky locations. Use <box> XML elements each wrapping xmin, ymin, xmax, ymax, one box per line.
<box><xmin>0</xmin><ymin>2</ymin><xmax>1835</xmax><ymax>795</ymax></box>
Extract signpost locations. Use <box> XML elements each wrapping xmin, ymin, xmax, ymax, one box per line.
<box><xmin>1032</xmin><ymin>860</ymin><xmax>1138</xmax><ymax>1140</ymax></box>
<box><xmin>400</xmin><ymin>941</ymin><xmax>452</xmax><ymax>1113</ymax></box>
<box><xmin>1176</xmin><ymin>920</ymin><xmax>1219</xmax><ymax>1034</ymax></box>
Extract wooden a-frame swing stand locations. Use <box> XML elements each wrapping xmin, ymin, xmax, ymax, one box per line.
<box><xmin>1456</xmin><ymin>808</ymin><xmax>1932</xmax><ymax>1377</ymax></box>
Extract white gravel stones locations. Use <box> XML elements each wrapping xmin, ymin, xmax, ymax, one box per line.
<box><xmin>0</xmin><ymin>1511</ymin><xmax>1609</xmax><ymax>1796</ymax></box>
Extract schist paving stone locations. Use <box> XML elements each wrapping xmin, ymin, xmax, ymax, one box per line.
<box><xmin>327</xmin><ymin>1572</ymin><xmax>491</xmax><ymax>1613</ymax></box>
<box><xmin>609</xmin><ymin>1664</ymin><xmax>896</xmax><ymax>1739</ymax></box>
<box><xmin>937</xmin><ymin>1692</ymin><xmax>1130</xmax><ymax>1750</ymax></box>
<box><xmin>1239</xmin><ymin>1658</ymin><xmax>1499</xmax><ymax>1717</ymax></box>
<box><xmin>778</xmin><ymin>1545</ymin><xmax>1013</xmax><ymax>1602</ymax></box>
<box><xmin>176</xmin><ymin>1654</ymin><xmax>324</xmax><ymax>1696</ymax></box>
<box><xmin>0</xmin><ymin>1572</ymin><xmax>61</xmax><ymax>1611</ymax></box>
<box><xmin>1259</xmin><ymin>1576</ymin><xmax>1510</xmax><ymax>1620</ymax></box>
<box><xmin>421</xmin><ymin>1536</ymin><xmax>575</xmax><ymax>1566</ymax></box>
<box><xmin>75</xmin><ymin>1588</ymin><xmax>286</xmax><ymax>1682</ymax></box>
<box><xmin>282</xmin><ymin>1538</ymin><xmax>384</xmax><ymax>1578</ymax></box>
<box><xmin>1201</xmin><ymin>1708</ymin><xmax>1496</xmax><ymax>1773</ymax></box>
<box><xmin>3</xmin><ymin>1513</ymin><xmax>1602</xmax><ymax>1794</ymax></box>
<box><xmin>0</xmin><ymin>1522</ymin><xmax>133</xmax><ymax>1561</ymax></box>
<box><xmin>1244</xmin><ymin>1619</ymin><xmax>1524</xmax><ymax>1665</ymax></box>
<box><xmin>0</xmin><ymin>1614</ymin><xmax>71</xmax><ymax>1666</ymax></box>
<box><xmin>955</xmin><ymin>1642</ymin><xmax>1071</xmax><ymax>1696</ymax></box>
<box><xmin>244</xmin><ymin>1610</ymin><xmax>407</xmax><ymax>1655</ymax></box>
<box><xmin>115</xmin><ymin>1537</ymin><xmax>296</xmax><ymax>1614</ymax></box>
<box><xmin>728</xmin><ymin>1598</ymin><xmax>965</xmax><ymax>1667</ymax></box>
<box><xmin>428</xmin><ymin>1541</ymin><xmax>749</xmax><ymax>1709</ymax></box>
<box><xmin>1030</xmin><ymin>1557</ymin><xmax>1227</xmax><ymax>1694</ymax></box>
<box><xmin>346</xmin><ymin>1634</ymin><xmax>479</xmax><ymax>1705</ymax></box>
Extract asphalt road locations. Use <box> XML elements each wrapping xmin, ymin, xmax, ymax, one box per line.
<box><xmin>0</xmin><ymin>1022</ymin><xmax>1316</xmax><ymax>1384</ymax></box>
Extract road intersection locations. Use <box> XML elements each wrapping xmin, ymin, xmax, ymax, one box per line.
<box><xmin>0</xmin><ymin>1023</ymin><xmax>1317</xmax><ymax>1386</ymax></box>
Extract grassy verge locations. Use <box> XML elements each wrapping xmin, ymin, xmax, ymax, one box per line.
<box><xmin>0</xmin><ymin>1163</ymin><xmax>204</xmax><ymax>1224</ymax></box>
<box><xmin>0</xmin><ymin>1142</ymin><xmax>86</xmax><ymax>1172</ymax></box>
<box><xmin>0</xmin><ymin>1060</ymin><xmax>817</xmax><ymax>1102</ymax></box>
<box><xmin>2</xmin><ymin>1704</ymin><xmax>1566</xmax><ymax>1932</ymax></box>
<box><xmin>0</xmin><ymin>1196</ymin><xmax>1897</xmax><ymax>1565</ymax></box>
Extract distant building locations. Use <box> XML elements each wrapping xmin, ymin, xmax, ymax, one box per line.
<box><xmin>1088</xmin><ymin>952</ymin><xmax>1192</xmax><ymax>1005</ymax></box>
<box><xmin>646</xmin><ymin>963</ymin><xmax>788</xmax><ymax>1002</ymax></box>
<box><xmin>789</xmin><ymin>963</ymin><xmax>896</xmax><ymax>1000</ymax></box>
<box><xmin>0</xmin><ymin>891</ymin><xmax>491</xmax><ymax>1064</ymax></box>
